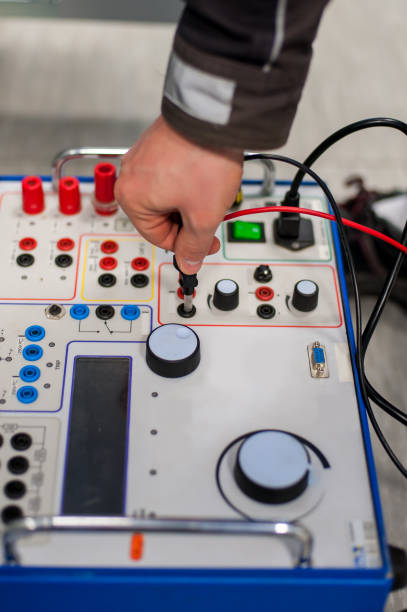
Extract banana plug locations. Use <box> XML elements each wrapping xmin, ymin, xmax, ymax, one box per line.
<box><xmin>173</xmin><ymin>255</ymin><xmax>198</xmax><ymax>317</ymax></box>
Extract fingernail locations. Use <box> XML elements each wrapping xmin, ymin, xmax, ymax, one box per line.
<box><xmin>180</xmin><ymin>258</ymin><xmax>203</xmax><ymax>273</ymax></box>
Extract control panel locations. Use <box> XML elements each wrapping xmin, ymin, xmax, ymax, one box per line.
<box><xmin>0</xmin><ymin>160</ymin><xmax>389</xmax><ymax>611</ymax></box>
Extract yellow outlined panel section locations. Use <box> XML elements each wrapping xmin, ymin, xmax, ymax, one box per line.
<box><xmin>80</xmin><ymin>236</ymin><xmax>155</xmax><ymax>302</ymax></box>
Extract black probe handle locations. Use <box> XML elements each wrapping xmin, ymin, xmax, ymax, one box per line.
<box><xmin>173</xmin><ymin>255</ymin><xmax>198</xmax><ymax>296</ymax></box>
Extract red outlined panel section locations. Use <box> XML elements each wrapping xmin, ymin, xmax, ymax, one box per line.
<box><xmin>158</xmin><ymin>262</ymin><xmax>343</xmax><ymax>328</ymax></box>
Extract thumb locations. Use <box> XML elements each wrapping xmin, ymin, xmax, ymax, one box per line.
<box><xmin>174</xmin><ymin>225</ymin><xmax>220</xmax><ymax>274</ymax></box>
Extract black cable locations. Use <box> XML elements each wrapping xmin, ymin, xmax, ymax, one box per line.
<box><xmin>361</xmin><ymin>221</ymin><xmax>407</xmax><ymax>424</ymax></box>
<box><xmin>244</xmin><ymin>152</ymin><xmax>407</xmax><ymax>478</ymax></box>
<box><xmin>365</xmin><ymin>378</ymin><xmax>407</xmax><ymax>426</ymax></box>
<box><xmin>285</xmin><ymin>118</ymin><xmax>407</xmax><ymax>202</ymax></box>
<box><xmin>279</xmin><ymin>115</ymin><xmax>407</xmax><ymax>467</ymax></box>
<box><xmin>362</xmin><ymin>221</ymin><xmax>407</xmax><ymax>350</ymax></box>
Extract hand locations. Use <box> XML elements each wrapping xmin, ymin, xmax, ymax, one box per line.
<box><xmin>114</xmin><ymin>115</ymin><xmax>243</xmax><ymax>274</ymax></box>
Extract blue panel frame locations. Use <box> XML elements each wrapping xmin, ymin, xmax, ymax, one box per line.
<box><xmin>0</xmin><ymin>177</ymin><xmax>392</xmax><ymax>612</ymax></box>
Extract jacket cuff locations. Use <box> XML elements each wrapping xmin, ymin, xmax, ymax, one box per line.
<box><xmin>161</xmin><ymin>34</ymin><xmax>312</xmax><ymax>151</ymax></box>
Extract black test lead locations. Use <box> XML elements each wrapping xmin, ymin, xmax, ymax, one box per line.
<box><xmin>173</xmin><ymin>255</ymin><xmax>198</xmax><ymax>315</ymax></box>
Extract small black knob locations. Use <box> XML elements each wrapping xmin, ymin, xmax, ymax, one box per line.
<box><xmin>292</xmin><ymin>279</ymin><xmax>319</xmax><ymax>312</ymax></box>
<box><xmin>146</xmin><ymin>324</ymin><xmax>200</xmax><ymax>378</ymax></box>
<box><xmin>234</xmin><ymin>431</ymin><xmax>310</xmax><ymax>504</ymax></box>
<box><xmin>213</xmin><ymin>279</ymin><xmax>239</xmax><ymax>311</ymax></box>
<box><xmin>254</xmin><ymin>265</ymin><xmax>272</xmax><ymax>283</ymax></box>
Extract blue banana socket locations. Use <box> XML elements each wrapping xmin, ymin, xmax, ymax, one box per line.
<box><xmin>25</xmin><ymin>325</ymin><xmax>45</xmax><ymax>341</ymax></box>
<box><xmin>121</xmin><ymin>305</ymin><xmax>141</xmax><ymax>321</ymax></box>
<box><xmin>19</xmin><ymin>365</ymin><xmax>40</xmax><ymax>383</ymax></box>
<box><xmin>17</xmin><ymin>386</ymin><xmax>38</xmax><ymax>404</ymax></box>
<box><xmin>70</xmin><ymin>304</ymin><xmax>90</xmax><ymax>320</ymax></box>
<box><xmin>22</xmin><ymin>344</ymin><xmax>43</xmax><ymax>361</ymax></box>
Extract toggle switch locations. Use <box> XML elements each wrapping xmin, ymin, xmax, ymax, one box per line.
<box><xmin>227</xmin><ymin>220</ymin><xmax>265</xmax><ymax>243</ymax></box>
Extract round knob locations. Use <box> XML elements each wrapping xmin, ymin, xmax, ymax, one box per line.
<box><xmin>292</xmin><ymin>279</ymin><xmax>319</xmax><ymax>312</ymax></box>
<box><xmin>235</xmin><ymin>431</ymin><xmax>310</xmax><ymax>504</ymax></box>
<box><xmin>213</xmin><ymin>279</ymin><xmax>239</xmax><ymax>311</ymax></box>
<box><xmin>59</xmin><ymin>177</ymin><xmax>81</xmax><ymax>215</ymax></box>
<box><xmin>146</xmin><ymin>324</ymin><xmax>200</xmax><ymax>378</ymax></box>
<box><xmin>22</xmin><ymin>176</ymin><xmax>44</xmax><ymax>215</ymax></box>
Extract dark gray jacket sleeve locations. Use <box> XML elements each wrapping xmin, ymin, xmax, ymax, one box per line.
<box><xmin>161</xmin><ymin>0</ymin><xmax>329</xmax><ymax>150</ymax></box>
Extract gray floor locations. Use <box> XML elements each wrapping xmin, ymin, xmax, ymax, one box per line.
<box><xmin>0</xmin><ymin>3</ymin><xmax>406</xmax><ymax>609</ymax></box>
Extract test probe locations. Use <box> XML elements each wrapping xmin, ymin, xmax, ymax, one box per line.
<box><xmin>173</xmin><ymin>255</ymin><xmax>198</xmax><ymax>315</ymax></box>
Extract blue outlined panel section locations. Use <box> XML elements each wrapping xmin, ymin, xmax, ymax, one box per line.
<box><xmin>61</xmin><ymin>355</ymin><xmax>132</xmax><ymax>516</ymax></box>
<box><xmin>0</xmin><ymin>303</ymin><xmax>152</xmax><ymax>413</ymax></box>
<box><xmin>222</xmin><ymin>196</ymin><xmax>332</xmax><ymax>263</ymax></box>
<box><xmin>68</xmin><ymin>303</ymin><xmax>152</xmax><ymax>337</ymax></box>
<box><xmin>58</xmin><ymin>341</ymin><xmax>144</xmax><ymax>421</ymax></box>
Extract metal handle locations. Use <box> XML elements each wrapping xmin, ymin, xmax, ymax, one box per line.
<box><xmin>3</xmin><ymin>515</ymin><xmax>313</xmax><ymax>568</ymax></box>
<box><xmin>51</xmin><ymin>147</ymin><xmax>275</xmax><ymax>196</ymax></box>
<box><xmin>51</xmin><ymin>147</ymin><xmax>129</xmax><ymax>190</ymax></box>
<box><xmin>246</xmin><ymin>155</ymin><xmax>275</xmax><ymax>197</ymax></box>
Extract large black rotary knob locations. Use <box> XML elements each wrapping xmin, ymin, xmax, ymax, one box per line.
<box><xmin>292</xmin><ymin>279</ymin><xmax>319</xmax><ymax>312</ymax></box>
<box><xmin>146</xmin><ymin>324</ymin><xmax>200</xmax><ymax>378</ymax></box>
<box><xmin>213</xmin><ymin>279</ymin><xmax>239</xmax><ymax>311</ymax></box>
<box><xmin>234</xmin><ymin>431</ymin><xmax>310</xmax><ymax>504</ymax></box>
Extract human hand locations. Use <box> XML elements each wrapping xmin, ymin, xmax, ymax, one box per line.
<box><xmin>114</xmin><ymin>115</ymin><xmax>243</xmax><ymax>274</ymax></box>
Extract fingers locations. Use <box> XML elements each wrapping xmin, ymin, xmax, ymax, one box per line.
<box><xmin>174</xmin><ymin>224</ymin><xmax>221</xmax><ymax>274</ymax></box>
<box><xmin>114</xmin><ymin>116</ymin><xmax>243</xmax><ymax>275</ymax></box>
<box><xmin>119</xmin><ymin>195</ymin><xmax>222</xmax><ymax>274</ymax></box>
<box><xmin>124</xmin><ymin>210</ymin><xmax>180</xmax><ymax>253</ymax></box>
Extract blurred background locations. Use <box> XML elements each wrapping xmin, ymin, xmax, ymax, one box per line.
<box><xmin>0</xmin><ymin>0</ymin><xmax>405</xmax><ymax>196</ymax></box>
<box><xmin>0</xmin><ymin>0</ymin><xmax>406</xmax><ymax>609</ymax></box>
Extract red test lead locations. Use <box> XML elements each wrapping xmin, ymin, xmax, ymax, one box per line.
<box><xmin>224</xmin><ymin>206</ymin><xmax>407</xmax><ymax>256</ymax></box>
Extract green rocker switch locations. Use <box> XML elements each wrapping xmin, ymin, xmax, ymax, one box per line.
<box><xmin>227</xmin><ymin>220</ymin><xmax>266</xmax><ymax>243</ymax></box>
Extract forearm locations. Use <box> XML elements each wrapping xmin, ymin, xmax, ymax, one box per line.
<box><xmin>162</xmin><ymin>0</ymin><xmax>329</xmax><ymax>150</ymax></box>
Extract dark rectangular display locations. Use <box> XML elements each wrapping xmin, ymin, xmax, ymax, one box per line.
<box><xmin>62</xmin><ymin>356</ymin><xmax>130</xmax><ymax>516</ymax></box>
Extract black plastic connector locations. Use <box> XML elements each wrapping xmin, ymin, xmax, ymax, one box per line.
<box><xmin>98</xmin><ymin>273</ymin><xmax>116</xmax><ymax>288</ymax></box>
<box><xmin>10</xmin><ymin>432</ymin><xmax>32</xmax><ymax>451</ymax></box>
<box><xmin>1</xmin><ymin>505</ymin><xmax>23</xmax><ymax>524</ymax></box>
<box><xmin>273</xmin><ymin>190</ymin><xmax>315</xmax><ymax>251</ymax></box>
<box><xmin>177</xmin><ymin>303</ymin><xmax>196</xmax><ymax>318</ymax></box>
<box><xmin>276</xmin><ymin>191</ymin><xmax>301</xmax><ymax>238</ymax></box>
<box><xmin>4</xmin><ymin>480</ymin><xmax>26</xmax><ymax>500</ymax></box>
<box><xmin>7</xmin><ymin>456</ymin><xmax>29</xmax><ymax>475</ymax></box>
<box><xmin>55</xmin><ymin>254</ymin><xmax>73</xmax><ymax>268</ymax></box>
<box><xmin>16</xmin><ymin>253</ymin><xmax>34</xmax><ymax>267</ymax></box>
<box><xmin>173</xmin><ymin>256</ymin><xmax>198</xmax><ymax>296</ymax></box>
<box><xmin>131</xmin><ymin>273</ymin><xmax>149</xmax><ymax>288</ymax></box>
<box><xmin>95</xmin><ymin>304</ymin><xmax>115</xmax><ymax>320</ymax></box>
<box><xmin>257</xmin><ymin>304</ymin><xmax>276</xmax><ymax>320</ymax></box>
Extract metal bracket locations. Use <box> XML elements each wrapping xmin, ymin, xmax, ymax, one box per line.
<box><xmin>3</xmin><ymin>515</ymin><xmax>313</xmax><ymax>568</ymax></box>
<box><xmin>51</xmin><ymin>147</ymin><xmax>128</xmax><ymax>191</ymax></box>
<box><xmin>246</xmin><ymin>156</ymin><xmax>275</xmax><ymax>197</ymax></box>
<box><xmin>51</xmin><ymin>147</ymin><xmax>275</xmax><ymax>196</ymax></box>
